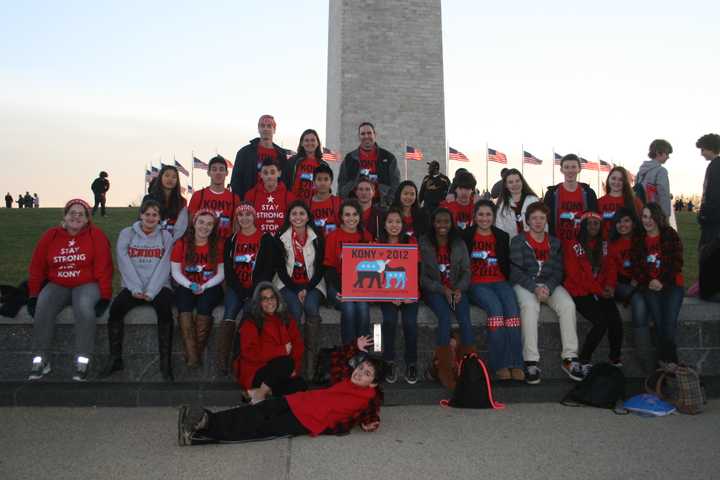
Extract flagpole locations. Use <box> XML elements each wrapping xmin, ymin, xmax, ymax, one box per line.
<box><xmin>191</xmin><ymin>151</ymin><xmax>195</xmax><ymax>193</ymax></box>
<box><xmin>521</xmin><ymin>144</ymin><xmax>525</xmax><ymax>177</ymax></box>
<box><xmin>597</xmin><ymin>155</ymin><xmax>601</xmax><ymax>194</ymax></box>
<box><xmin>552</xmin><ymin>148</ymin><xmax>556</xmax><ymax>186</ymax></box>
<box><xmin>403</xmin><ymin>140</ymin><xmax>408</xmax><ymax>180</ymax></box>
<box><xmin>144</xmin><ymin>163</ymin><xmax>148</xmax><ymax>195</ymax></box>
<box><xmin>485</xmin><ymin>142</ymin><xmax>489</xmax><ymax>192</ymax></box>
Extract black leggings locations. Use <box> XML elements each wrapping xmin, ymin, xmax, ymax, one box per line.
<box><xmin>107</xmin><ymin>288</ymin><xmax>175</xmax><ymax>358</ymax></box>
<box><xmin>196</xmin><ymin>397</ymin><xmax>308</xmax><ymax>443</ymax></box>
<box><xmin>252</xmin><ymin>356</ymin><xmax>308</xmax><ymax>396</ymax></box>
<box><xmin>575</xmin><ymin>295</ymin><xmax>623</xmax><ymax>363</ymax></box>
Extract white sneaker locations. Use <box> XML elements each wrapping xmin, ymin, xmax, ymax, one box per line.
<box><xmin>28</xmin><ymin>356</ymin><xmax>51</xmax><ymax>380</ymax></box>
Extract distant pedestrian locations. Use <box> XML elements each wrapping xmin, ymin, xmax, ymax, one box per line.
<box><xmin>419</xmin><ymin>161</ymin><xmax>450</xmax><ymax>213</ymax></box>
<box><xmin>91</xmin><ymin>171</ymin><xmax>110</xmax><ymax>216</ymax></box>
<box><xmin>17</xmin><ymin>194</ymin><xmax>24</xmax><ymax>208</ymax></box>
<box><xmin>696</xmin><ymin>133</ymin><xmax>720</xmax><ymax>250</ymax></box>
<box><xmin>490</xmin><ymin>168</ymin><xmax>510</xmax><ymax>199</ymax></box>
<box><xmin>4</xmin><ymin>192</ymin><xmax>12</xmax><ymax>208</ymax></box>
<box><xmin>687</xmin><ymin>201</ymin><xmax>694</xmax><ymax>213</ymax></box>
<box><xmin>33</xmin><ymin>193</ymin><xmax>39</xmax><ymax>208</ymax></box>
<box><xmin>24</xmin><ymin>192</ymin><xmax>32</xmax><ymax>209</ymax></box>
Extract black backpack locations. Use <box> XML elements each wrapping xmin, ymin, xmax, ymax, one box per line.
<box><xmin>561</xmin><ymin>363</ymin><xmax>627</xmax><ymax>411</ymax></box>
<box><xmin>443</xmin><ymin>353</ymin><xmax>505</xmax><ymax>409</ymax></box>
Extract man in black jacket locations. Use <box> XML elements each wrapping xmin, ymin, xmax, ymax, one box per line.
<box><xmin>338</xmin><ymin>122</ymin><xmax>400</xmax><ymax>207</ymax></box>
<box><xmin>697</xmin><ymin>133</ymin><xmax>720</xmax><ymax>250</ymax></box>
<box><xmin>91</xmin><ymin>171</ymin><xmax>110</xmax><ymax>216</ymax></box>
<box><xmin>419</xmin><ymin>161</ymin><xmax>450</xmax><ymax>213</ymax></box>
<box><xmin>230</xmin><ymin>115</ymin><xmax>288</xmax><ymax>200</ymax></box>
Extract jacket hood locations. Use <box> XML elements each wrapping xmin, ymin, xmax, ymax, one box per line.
<box><xmin>131</xmin><ymin>220</ymin><xmax>160</xmax><ymax>239</ymax></box>
<box><xmin>637</xmin><ymin>160</ymin><xmax>662</xmax><ymax>176</ymax></box>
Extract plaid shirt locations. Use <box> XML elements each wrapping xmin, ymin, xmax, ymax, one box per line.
<box><xmin>322</xmin><ymin>344</ymin><xmax>383</xmax><ymax>435</ymax></box>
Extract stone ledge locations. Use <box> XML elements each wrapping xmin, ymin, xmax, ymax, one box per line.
<box><xmin>2</xmin><ymin>297</ymin><xmax>719</xmax><ymax>326</ymax></box>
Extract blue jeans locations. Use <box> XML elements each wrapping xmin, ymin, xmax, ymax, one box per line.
<box><xmin>615</xmin><ymin>281</ymin><xmax>648</xmax><ymax>329</ymax></box>
<box><xmin>176</xmin><ymin>285</ymin><xmax>223</xmax><ymax>315</ymax></box>
<box><xmin>468</xmin><ymin>281</ymin><xmax>524</xmax><ymax>371</ymax></box>
<box><xmin>379</xmin><ymin>302</ymin><xmax>419</xmax><ymax>364</ymax></box>
<box><xmin>223</xmin><ymin>288</ymin><xmax>247</xmax><ymax>322</ymax></box>
<box><xmin>640</xmin><ymin>285</ymin><xmax>684</xmax><ymax>363</ymax></box>
<box><xmin>424</xmin><ymin>292</ymin><xmax>473</xmax><ymax>347</ymax></box>
<box><xmin>281</xmin><ymin>287</ymin><xmax>323</xmax><ymax>322</ymax></box>
<box><xmin>327</xmin><ymin>286</ymin><xmax>370</xmax><ymax>344</ymax></box>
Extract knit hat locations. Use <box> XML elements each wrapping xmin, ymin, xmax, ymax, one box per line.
<box><xmin>64</xmin><ymin>198</ymin><xmax>92</xmax><ymax>217</ymax></box>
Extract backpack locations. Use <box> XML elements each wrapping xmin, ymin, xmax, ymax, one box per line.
<box><xmin>442</xmin><ymin>353</ymin><xmax>505</xmax><ymax>409</ymax></box>
<box><xmin>633</xmin><ymin>171</ymin><xmax>657</xmax><ymax>205</ymax></box>
<box><xmin>645</xmin><ymin>363</ymin><xmax>706</xmax><ymax>415</ymax></box>
<box><xmin>561</xmin><ymin>363</ymin><xmax>626</xmax><ymax>411</ymax></box>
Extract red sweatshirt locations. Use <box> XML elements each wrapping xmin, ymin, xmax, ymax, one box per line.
<box><xmin>244</xmin><ymin>182</ymin><xmax>295</xmax><ymax>236</ymax></box>
<box><xmin>440</xmin><ymin>199</ymin><xmax>474</xmax><ymax>230</ymax></box>
<box><xmin>286</xmin><ymin>379</ymin><xmax>377</xmax><ymax>436</ymax></box>
<box><xmin>234</xmin><ymin>314</ymin><xmax>304</xmax><ymax>389</ymax></box>
<box><xmin>562</xmin><ymin>240</ymin><xmax>607</xmax><ymax>297</ymax></box>
<box><xmin>28</xmin><ymin>225</ymin><xmax>113</xmax><ymax>299</ymax></box>
<box><xmin>605</xmin><ymin>236</ymin><xmax>633</xmax><ymax>288</ymax></box>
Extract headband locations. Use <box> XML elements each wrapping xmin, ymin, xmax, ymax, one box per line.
<box><xmin>581</xmin><ymin>212</ymin><xmax>602</xmax><ymax>221</ymax></box>
<box><xmin>64</xmin><ymin>198</ymin><xmax>91</xmax><ymax>213</ymax></box>
<box><xmin>192</xmin><ymin>208</ymin><xmax>217</xmax><ymax>224</ymax></box>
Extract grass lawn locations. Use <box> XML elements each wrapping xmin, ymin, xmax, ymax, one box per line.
<box><xmin>0</xmin><ymin>208</ymin><xmax>702</xmax><ymax>294</ymax></box>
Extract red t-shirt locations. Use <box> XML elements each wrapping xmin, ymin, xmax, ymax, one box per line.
<box><xmin>608</xmin><ymin>236</ymin><xmax>633</xmax><ymax>282</ymax></box>
<box><xmin>556</xmin><ymin>184</ymin><xmax>584</xmax><ymax>243</ymax></box>
<box><xmin>171</xmin><ymin>239</ymin><xmax>221</xmax><ymax>285</ymax></box>
<box><xmin>470</xmin><ymin>232</ymin><xmax>505</xmax><ymax>284</ymax></box>
<box><xmin>436</xmin><ymin>244</ymin><xmax>452</xmax><ymax>288</ymax></box>
<box><xmin>402</xmin><ymin>214</ymin><xmax>415</xmax><ymax>237</ymax></box>
<box><xmin>188</xmin><ymin>188</ymin><xmax>240</xmax><ymax>240</ymax></box>
<box><xmin>358</xmin><ymin>147</ymin><xmax>380</xmax><ymax>200</ymax></box>
<box><xmin>244</xmin><ymin>182</ymin><xmax>295</xmax><ymax>236</ymax></box>
<box><xmin>256</xmin><ymin>145</ymin><xmax>278</xmax><ymax>182</ymax></box>
<box><xmin>526</xmin><ymin>232</ymin><xmax>550</xmax><ymax>262</ymax></box>
<box><xmin>323</xmin><ymin>228</ymin><xmax>373</xmax><ymax>271</ymax></box>
<box><xmin>598</xmin><ymin>194</ymin><xmax>625</xmax><ymax>239</ymax></box>
<box><xmin>440</xmin><ymin>199</ymin><xmax>474</xmax><ymax>231</ymax></box>
<box><xmin>511</xmin><ymin>203</ymin><xmax>524</xmax><ymax>234</ymax></box>
<box><xmin>310</xmin><ymin>195</ymin><xmax>341</xmax><ymax>236</ymax></box>
<box><xmin>292</xmin><ymin>156</ymin><xmax>320</xmax><ymax>204</ymax></box>
<box><xmin>231</xmin><ymin>229</ymin><xmax>263</xmax><ymax>289</ymax></box>
<box><xmin>291</xmin><ymin>230</ymin><xmax>310</xmax><ymax>285</ymax></box>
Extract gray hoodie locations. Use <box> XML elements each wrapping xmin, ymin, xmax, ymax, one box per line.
<box><xmin>116</xmin><ymin>221</ymin><xmax>173</xmax><ymax>300</ymax></box>
<box><xmin>636</xmin><ymin>160</ymin><xmax>671</xmax><ymax>217</ymax></box>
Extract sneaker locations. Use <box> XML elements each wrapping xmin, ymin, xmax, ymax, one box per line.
<box><xmin>98</xmin><ymin>357</ymin><xmax>123</xmax><ymax>379</ymax></box>
<box><xmin>28</xmin><ymin>356</ymin><xmax>51</xmax><ymax>380</ymax></box>
<box><xmin>525</xmin><ymin>362</ymin><xmax>541</xmax><ymax>385</ymax></box>
<box><xmin>72</xmin><ymin>356</ymin><xmax>90</xmax><ymax>382</ymax></box>
<box><xmin>562</xmin><ymin>358</ymin><xmax>584</xmax><ymax>382</ymax></box>
<box><xmin>385</xmin><ymin>362</ymin><xmax>398</xmax><ymax>384</ymax></box>
<box><xmin>609</xmin><ymin>358</ymin><xmax>623</xmax><ymax>368</ymax></box>
<box><xmin>581</xmin><ymin>363</ymin><xmax>593</xmax><ymax>378</ymax></box>
<box><xmin>404</xmin><ymin>364</ymin><xmax>418</xmax><ymax>385</ymax></box>
<box><xmin>177</xmin><ymin>405</ymin><xmax>192</xmax><ymax>446</ymax></box>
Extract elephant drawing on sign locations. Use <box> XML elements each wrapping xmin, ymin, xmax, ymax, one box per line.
<box><xmin>384</xmin><ymin>266</ymin><xmax>407</xmax><ymax>289</ymax></box>
<box><xmin>353</xmin><ymin>260</ymin><xmax>390</xmax><ymax>289</ymax></box>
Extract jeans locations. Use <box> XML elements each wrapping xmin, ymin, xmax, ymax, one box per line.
<box><xmin>281</xmin><ymin>287</ymin><xmax>323</xmax><ymax>322</ymax></box>
<box><xmin>424</xmin><ymin>292</ymin><xmax>473</xmax><ymax>347</ymax></box>
<box><xmin>614</xmin><ymin>281</ymin><xmax>648</xmax><ymax>329</ymax></box>
<box><xmin>223</xmin><ymin>288</ymin><xmax>247</xmax><ymax>323</ymax></box>
<box><xmin>327</xmin><ymin>286</ymin><xmax>370</xmax><ymax>344</ymax></box>
<box><xmin>379</xmin><ymin>302</ymin><xmax>419</xmax><ymax>364</ymax></box>
<box><xmin>469</xmin><ymin>281</ymin><xmax>524</xmax><ymax>370</ymax></box>
<box><xmin>175</xmin><ymin>285</ymin><xmax>223</xmax><ymax>315</ymax></box>
<box><xmin>639</xmin><ymin>285</ymin><xmax>684</xmax><ymax>363</ymax></box>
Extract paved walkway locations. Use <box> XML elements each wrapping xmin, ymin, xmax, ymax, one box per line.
<box><xmin>2</xmin><ymin>402</ymin><xmax>719</xmax><ymax>480</ymax></box>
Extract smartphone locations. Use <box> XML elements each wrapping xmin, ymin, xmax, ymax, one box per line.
<box><xmin>373</xmin><ymin>323</ymin><xmax>382</xmax><ymax>352</ymax></box>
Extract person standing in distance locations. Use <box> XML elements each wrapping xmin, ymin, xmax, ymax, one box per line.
<box><xmin>338</xmin><ymin>122</ymin><xmax>400</xmax><ymax>207</ymax></box>
<box><xmin>231</xmin><ymin>115</ymin><xmax>288</xmax><ymax>200</ymax></box>
<box><xmin>419</xmin><ymin>161</ymin><xmax>450</xmax><ymax>213</ymax></box>
<box><xmin>91</xmin><ymin>171</ymin><xmax>110</xmax><ymax>217</ymax></box>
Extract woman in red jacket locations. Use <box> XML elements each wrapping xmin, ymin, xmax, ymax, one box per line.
<box><xmin>233</xmin><ymin>282</ymin><xmax>307</xmax><ymax>404</ymax></box>
<box><xmin>27</xmin><ymin>199</ymin><xmax>114</xmax><ymax>381</ymax></box>
<box><xmin>179</xmin><ymin>336</ymin><xmax>382</xmax><ymax>445</ymax></box>
<box><xmin>563</xmin><ymin>211</ymin><xmax>623</xmax><ymax>374</ymax></box>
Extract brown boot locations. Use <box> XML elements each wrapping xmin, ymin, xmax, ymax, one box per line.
<box><xmin>178</xmin><ymin>313</ymin><xmax>199</xmax><ymax>368</ymax></box>
<box><xmin>304</xmin><ymin>315</ymin><xmax>322</xmax><ymax>380</ymax></box>
<box><xmin>195</xmin><ymin>315</ymin><xmax>213</xmax><ymax>363</ymax></box>
<box><xmin>215</xmin><ymin>320</ymin><xmax>237</xmax><ymax>375</ymax></box>
<box><xmin>435</xmin><ymin>346</ymin><xmax>457</xmax><ymax>391</ymax></box>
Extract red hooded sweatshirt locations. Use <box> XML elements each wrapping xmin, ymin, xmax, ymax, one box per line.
<box><xmin>562</xmin><ymin>239</ymin><xmax>607</xmax><ymax>297</ymax></box>
<box><xmin>28</xmin><ymin>224</ymin><xmax>114</xmax><ymax>299</ymax></box>
<box><xmin>234</xmin><ymin>313</ymin><xmax>304</xmax><ymax>389</ymax></box>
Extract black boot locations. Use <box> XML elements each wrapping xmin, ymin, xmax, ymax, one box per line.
<box><xmin>99</xmin><ymin>315</ymin><xmax>125</xmax><ymax>378</ymax></box>
<box><xmin>98</xmin><ymin>356</ymin><xmax>123</xmax><ymax>378</ymax></box>
<box><xmin>158</xmin><ymin>317</ymin><xmax>174</xmax><ymax>382</ymax></box>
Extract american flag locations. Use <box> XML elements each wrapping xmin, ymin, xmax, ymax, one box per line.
<box><xmin>448</xmin><ymin>147</ymin><xmax>469</xmax><ymax>162</ymax></box>
<box><xmin>487</xmin><ymin>148</ymin><xmax>507</xmax><ymax>164</ymax></box>
<box><xmin>174</xmin><ymin>160</ymin><xmax>189</xmax><ymax>176</ymax></box>
<box><xmin>554</xmin><ymin>153</ymin><xmax>563</xmax><ymax>166</ymax></box>
<box><xmin>523</xmin><ymin>150</ymin><xmax>543</xmax><ymax>165</ymax></box>
<box><xmin>285</xmin><ymin>149</ymin><xmax>297</xmax><ymax>160</ymax></box>
<box><xmin>193</xmin><ymin>156</ymin><xmax>208</xmax><ymax>171</ymax></box>
<box><xmin>599</xmin><ymin>159</ymin><xmax>612</xmax><ymax>172</ymax></box>
<box><xmin>580</xmin><ymin>157</ymin><xmax>599</xmax><ymax>171</ymax></box>
<box><xmin>224</xmin><ymin>157</ymin><xmax>234</xmax><ymax>169</ymax></box>
<box><xmin>322</xmin><ymin>147</ymin><xmax>338</xmax><ymax>162</ymax></box>
<box><xmin>150</xmin><ymin>166</ymin><xmax>160</xmax><ymax>178</ymax></box>
<box><xmin>187</xmin><ymin>185</ymin><xmax>194</xmax><ymax>195</ymax></box>
<box><xmin>405</xmin><ymin>145</ymin><xmax>424</xmax><ymax>161</ymax></box>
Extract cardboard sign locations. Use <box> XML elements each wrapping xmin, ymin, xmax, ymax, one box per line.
<box><xmin>341</xmin><ymin>243</ymin><xmax>418</xmax><ymax>302</ymax></box>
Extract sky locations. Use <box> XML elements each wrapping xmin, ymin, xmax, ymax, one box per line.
<box><xmin>1</xmin><ymin>0</ymin><xmax>718</xmax><ymax>207</ymax></box>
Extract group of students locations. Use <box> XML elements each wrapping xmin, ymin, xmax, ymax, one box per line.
<box><xmin>23</xmin><ymin>119</ymin><xmax>700</xmax><ymax>399</ymax></box>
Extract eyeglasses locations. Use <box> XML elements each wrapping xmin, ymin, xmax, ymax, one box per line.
<box><xmin>260</xmin><ymin>295</ymin><xmax>276</xmax><ymax>303</ymax></box>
